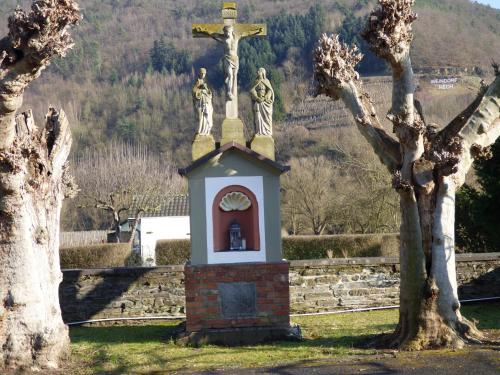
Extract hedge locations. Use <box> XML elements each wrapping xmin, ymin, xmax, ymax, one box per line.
<box><xmin>154</xmin><ymin>234</ymin><xmax>400</xmax><ymax>265</ymax></box>
<box><xmin>282</xmin><ymin>234</ymin><xmax>399</xmax><ymax>260</ymax></box>
<box><xmin>60</xmin><ymin>243</ymin><xmax>137</xmax><ymax>269</ymax></box>
<box><xmin>155</xmin><ymin>239</ymin><xmax>190</xmax><ymax>265</ymax></box>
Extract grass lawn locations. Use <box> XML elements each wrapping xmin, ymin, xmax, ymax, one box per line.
<box><xmin>67</xmin><ymin>302</ymin><xmax>500</xmax><ymax>374</ymax></box>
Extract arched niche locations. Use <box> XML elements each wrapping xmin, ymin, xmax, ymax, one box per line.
<box><xmin>212</xmin><ymin>185</ymin><xmax>260</xmax><ymax>252</ymax></box>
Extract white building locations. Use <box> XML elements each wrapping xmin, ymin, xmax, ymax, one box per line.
<box><xmin>125</xmin><ymin>195</ymin><xmax>190</xmax><ymax>265</ymax></box>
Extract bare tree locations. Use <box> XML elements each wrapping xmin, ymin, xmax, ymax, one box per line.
<box><xmin>282</xmin><ymin>157</ymin><xmax>337</xmax><ymax>235</ymax></box>
<box><xmin>282</xmin><ymin>153</ymin><xmax>400</xmax><ymax>236</ymax></box>
<box><xmin>336</xmin><ymin>154</ymin><xmax>400</xmax><ymax>234</ymax></box>
<box><xmin>73</xmin><ymin>142</ymin><xmax>186</xmax><ymax>243</ymax></box>
<box><xmin>313</xmin><ymin>0</ymin><xmax>499</xmax><ymax>349</ymax></box>
<box><xmin>0</xmin><ymin>0</ymin><xmax>80</xmax><ymax>370</ymax></box>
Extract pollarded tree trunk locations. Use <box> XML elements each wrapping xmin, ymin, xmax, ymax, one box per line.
<box><xmin>0</xmin><ymin>109</ymin><xmax>77</xmax><ymax>370</ymax></box>
<box><xmin>313</xmin><ymin>0</ymin><xmax>500</xmax><ymax>350</ymax></box>
<box><xmin>0</xmin><ymin>1</ymin><xmax>80</xmax><ymax>370</ymax></box>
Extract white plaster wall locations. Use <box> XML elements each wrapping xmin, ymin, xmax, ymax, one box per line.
<box><xmin>140</xmin><ymin>216</ymin><xmax>190</xmax><ymax>265</ymax></box>
<box><xmin>205</xmin><ymin>176</ymin><xmax>266</xmax><ymax>264</ymax></box>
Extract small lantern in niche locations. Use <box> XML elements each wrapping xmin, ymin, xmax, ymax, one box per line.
<box><xmin>229</xmin><ymin>220</ymin><xmax>242</xmax><ymax>250</ymax></box>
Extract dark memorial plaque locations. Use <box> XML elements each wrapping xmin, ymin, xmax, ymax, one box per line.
<box><xmin>218</xmin><ymin>282</ymin><xmax>257</xmax><ymax>318</ymax></box>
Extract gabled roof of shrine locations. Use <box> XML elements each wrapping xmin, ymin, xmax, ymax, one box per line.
<box><xmin>178</xmin><ymin>142</ymin><xmax>290</xmax><ymax>176</ymax></box>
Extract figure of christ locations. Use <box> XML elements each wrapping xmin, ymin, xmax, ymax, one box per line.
<box><xmin>193</xmin><ymin>25</ymin><xmax>263</xmax><ymax>101</ymax></box>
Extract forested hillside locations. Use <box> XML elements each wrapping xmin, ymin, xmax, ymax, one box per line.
<box><xmin>1</xmin><ymin>0</ymin><xmax>498</xmax><ymax>233</ymax></box>
<box><xmin>0</xmin><ymin>0</ymin><xmax>498</xmax><ymax>161</ymax></box>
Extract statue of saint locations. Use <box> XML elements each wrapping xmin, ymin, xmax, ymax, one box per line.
<box><xmin>250</xmin><ymin>68</ymin><xmax>274</xmax><ymax>136</ymax></box>
<box><xmin>193</xmin><ymin>25</ymin><xmax>263</xmax><ymax>101</ymax></box>
<box><xmin>192</xmin><ymin>68</ymin><xmax>213</xmax><ymax>136</ymax></box>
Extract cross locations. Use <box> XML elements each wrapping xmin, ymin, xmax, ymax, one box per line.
<box><xmin>193</xmin><ymin>2</ymin><xmax>267</xmax><ymax>120</ymax></box>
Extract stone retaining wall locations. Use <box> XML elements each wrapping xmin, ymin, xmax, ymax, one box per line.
<box><xmin>60</xmin><ymin>266</ymin><xmax>186</xmax><ymax>322</ymax></box>
<box><xmin>289</xmin><ymin>258</ymin><xmax>400</xmax><ymax>313</ymax></box>
<box><xmin>60</xmin><ymin>253</ymin><xmax>500</xmax><ymax>324</ymax></box>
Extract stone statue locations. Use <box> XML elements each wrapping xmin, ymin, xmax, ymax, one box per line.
<box><xmin>193</xmin><ymin>25</ymin><xmax>263</xmax><ymax>101</ymax></box>
<box><xmin>250</xmin><ymin>68</ymin><xmax>274</xmax><ymax>136</ymax></box>
<box><xmin>192</xmin><ymin>3</ymin><xmax>268</xmax><ymax>150</ymax></box>
<box><xmin>192</xmin><ymin>68</ymin><xmax>213</xmax><ymax>136</ymax></box>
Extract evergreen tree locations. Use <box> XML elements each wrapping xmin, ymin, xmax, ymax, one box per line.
<box><xmin>235</xmin><ymin>5</ymin><xmax>326</xmax><ymax>120</ymax></box>
<box><xmin>456</xmin><ymin>138</ymin><xmax>500</xmax><ymax>252</ymax></box>
<box><xmin>150</xmin><ymin>38</ymin><xmax>192</xmax><ymax>75</ymax></box>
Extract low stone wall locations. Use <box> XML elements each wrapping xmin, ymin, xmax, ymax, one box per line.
<box><xmin>60</xmin><ymin>253</ymin><xmax>500</xmax><ymax>324</ymax></box>
<box><xmin>289</xmin><ymin>258</ymin><xmax>400</xmax><ymax>314</ymax></box>
<box><xmin>60</xmin><ymin>266</ymin><xmax>186</xmax><ymax>323</ymax></box>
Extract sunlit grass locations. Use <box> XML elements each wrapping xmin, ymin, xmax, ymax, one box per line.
<box><xmin>67</xmin><ymin>302</ymin><xmax>499</xmax><ymax>374</ymax></box>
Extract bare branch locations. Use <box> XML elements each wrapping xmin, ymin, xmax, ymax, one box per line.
<box><xmin>362</xmin><ymin>0</ymin><xmax>417</xmax><ymax>67</ymax></box>
<box><xmin>314</xmin><ymin>34</ymin><xmax>362</xmax><ymax>99</ymax></box>
<box><xmin>460</xmin><ymin>76</ymin><xmax>500</xmax><ymax>147</ymax></box>
<box><xmin>439</xmin><ymin>84</ymin><xmax>488</xmax><ymax>143</ymax></box>
<box><xmin>117</xmin><ymin>207</ymin><xmax>130</xmax><ymax>220</ymax></box>
<box><xmin>424</xmin><ymin>72</ymin><xmax>499</xmax><ymax>187</ymax></box>
<box><xmin>454</xmin><ymin>75</ymin><xmax>500</xmax><ymax>184</ymax></box>
<box><xmin>95</xmin><ymin>203</ymin><xmax>114</xmax><ymax>212</ymax></box>
<box><xmin>7</xmin><ymin>0</ymin><xmax>81</xmax><ymax>68</ymax></box>
<box><xmin>313</xmin><ymin>34</ymin><xmax>401</xmax><ymax>171</ymax></box>
<box><xmin>421</xmin><ymin>84</ymin><xmax>488</xmax><ymax>179</ymax></box>
<box><xmin>0</xmin><ymin>1</ymin><xmax>81</xmax><ymax>150</ymax></box>
<box><xmin>363</xmin><ymin>0</ymin><xmax>417</xmax><ymax>124</ymax></box>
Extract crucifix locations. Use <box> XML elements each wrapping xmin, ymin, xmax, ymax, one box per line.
<box><xmin>193</xmin><ymin>2</ymin><xmax>267</xmax><ymax>120</ymax></box>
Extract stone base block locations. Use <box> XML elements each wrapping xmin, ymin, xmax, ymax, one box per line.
<box><xmin>184</xmin><ymin>262</ymin><xmax>290</xmax><ymax>334</ymax></box>
<box><xmin>192</xmin><ymin>134</ymin><xmax>216</xmax><ymax>161</ymax></box>
<box><xmin>177</xmin><ymin>325</ymin><xmax>301</xmax><ymax>347</ymax></box>
<box><xmin>220</xmin><ymin>118</ymin><xmax>246</xmax><ymax>146</ymax></box>
<box><xmin>251</xmin><ymin>134</ymin><xmax>275</xmax><ymax>160</ymax></box>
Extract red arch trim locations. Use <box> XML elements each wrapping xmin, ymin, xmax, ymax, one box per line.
<box><xmin>212</xmin><ymin>185</ymin><xmax>260</xmax><ymax>252</ymax></box>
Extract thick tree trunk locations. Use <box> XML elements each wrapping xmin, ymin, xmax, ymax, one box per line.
<box><xmin>395</xmin><ymin>179</ymin><xmax>481</xmax><ymax>350</ymax></box>
<box><xmin>0</xmin><ymin>109</ymin><xmax>75</xmax><ymax>370</ymax></box>
<box><xmin>0</xmin><ymin>2</ymin><xmax>79</xmax><ymax>367</ymax></box>
<box><xmin>385</xmin><ymin>174</ymin><xmax>484</xmax><ymax>350</ymax></box>
<box><xmin>391</xmin><ymin>191</ymin><xmax>427</xmax><ymax>348</ymax></box>
<box><xmin>423</xmin><ymin>178</ymin><xmax>480</xmax><ymax>347</ymax></box>
<box><xmin>431</xmin><ymin>178</ymin><xmax>459</xmax><ymax>324</ymax></box>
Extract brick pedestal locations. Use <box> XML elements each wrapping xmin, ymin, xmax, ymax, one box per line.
<box><xmin>183</xmin><ymin>262</ymin><xmax>291</xmax><ymax>345</ymax></box>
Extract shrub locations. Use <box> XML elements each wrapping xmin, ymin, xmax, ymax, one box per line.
<box><xmin>380</xmin><ymin>234</ymin><xmax>400</xmax><ymax>257</ymax></box>
<box><xmin>155</xmin><ymin>239</ymin><xmax>190</xmax><ymax>265</ymax></box>
<box><xmin>60</xmin><ymin>243</ymin><xmax>135</xmax><ymax>269</ymax></box>
<box><xmin>154</xmin><ymin>234</ymin><xmax>400</xmax><ymax>265</ymax></box>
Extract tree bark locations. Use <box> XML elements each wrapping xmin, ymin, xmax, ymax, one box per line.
<box><xmin>1</xmin><ymin>110</ymin><xmax>77</xmax><ymax>370</ymax></box>
<box><xmin>0</xmin><ymin>1</ymin><xmax>80</xmax><ymax>370</ymax></box>
<box><xmin>314</xmin><ymin>0</ymin><xmax>499</xmax><ymax>350</ymax></box>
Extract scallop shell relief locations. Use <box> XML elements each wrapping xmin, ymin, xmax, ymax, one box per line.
<box><xmin>219</xmin><ymin>192</ymin><xmax>252</xmax><ymax>212</ymax></box>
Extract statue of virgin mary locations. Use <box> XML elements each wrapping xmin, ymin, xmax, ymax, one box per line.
<box><xmin>250</xmin><ymin>68</ymin><xmax>274</xmax><ymax>136</ymax></box>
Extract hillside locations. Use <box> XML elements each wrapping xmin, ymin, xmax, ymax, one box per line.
<box><xmin>1</xmin><ymin>1</ymin><xmax>498</xmax><ymax>73</ymax></box>
<box><xmin>0</xmin><ymin>0</ymin><xmax>498</xmax><ymax>164</ymax></box>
